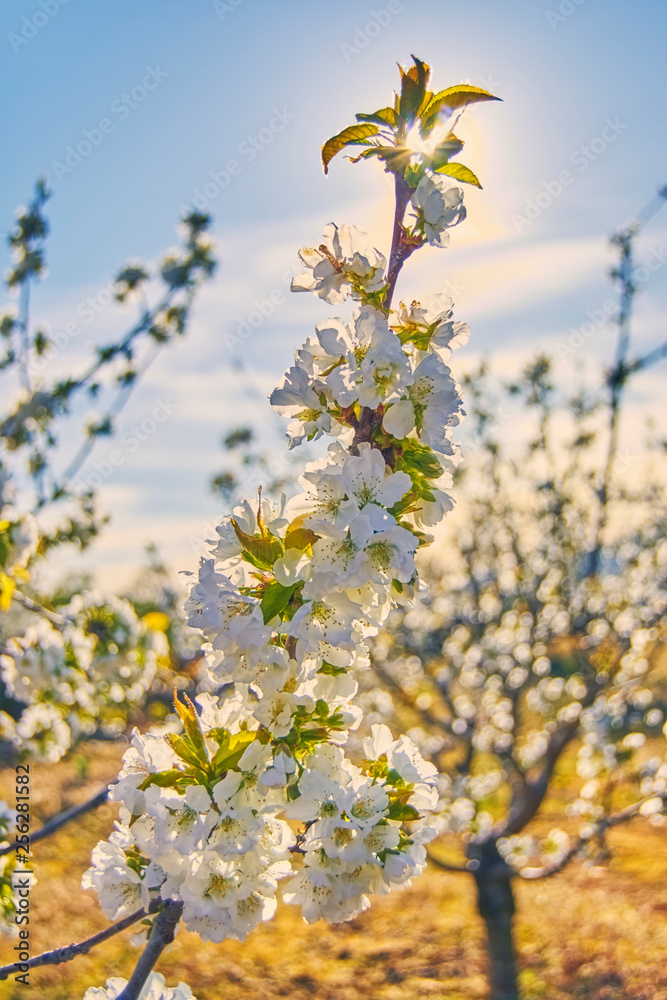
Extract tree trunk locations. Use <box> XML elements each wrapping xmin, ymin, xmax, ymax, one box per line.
<box><xmin>469</xmin><ymin>840</ymin><xmax>520</xmax><ymax>1000</ymax></box>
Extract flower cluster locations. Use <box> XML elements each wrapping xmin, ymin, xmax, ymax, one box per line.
<box><xmin>84</xmin><ymin>710</ymin><xmax>437</xmax><ymax>939</ymax></box>
<box><xmin>0</xmin><ymin>593</ymin><xmax>169</xmax><ymax>760</ymax></box>
<box><xmin>84</xmin><ymin>183</ymin><xmax>471</xmax><ymax>942</ymax></box>
<box><xmin>360</xmin><ymin>359</ymin><xmax>667</xmax><ymax>863</ymax></box>
<box><xmin>82</xmin><ymin>55</ymin><xmax>502</xmax><ymax>951</ymax></box>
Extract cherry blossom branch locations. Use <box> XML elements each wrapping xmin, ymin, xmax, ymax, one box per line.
<box><xmin>0</xmin><ymin>907</ymin><xmax>148</xmax><ymax>980</ymax></box>
<box><xmin>0</xmin><ymin>787</ymin><xmax>110</xmax><ymax>857</ymax></box>
<box><xmin>519</xmin><ymin>793</ymin><xmax>667</xmax><ymax>880</ymax></box>
<box><xmin>10</xmin><ymin>589</ymin><xmax>70</xmax><ymax>630</ymax></box>
<box><xmin>117</xmin><ymin>900</ymin><xmax>183</xmax><ymax>1000</ymax></box>
<box><xmin>384</xmin><ymin>169</ymin><xmax>414</xmax><ymax>308</ymax></box>
<box><xmin>588</xmin><ymin>187</ymin><xmax>667</xmax><ymax>575</ymax></box>
<box><xmin>502</xmin><ymin>718</ymin><xmax>581</xmax><ymax>836</ymax></box>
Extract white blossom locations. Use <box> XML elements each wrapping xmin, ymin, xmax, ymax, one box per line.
<box><xmin>291</xmin><ymin>224</ymin><xmax>386</xmax><ymax>303</ymax></box>
<box><xmin>411</xmin><ymin>175</ymin><xmax>466</xmax><ymax>247</ymax></box>
<box><xmin>83</xmin><ymin>973</ymin><xmax>196</xmax><ymax>1000</ymax></box>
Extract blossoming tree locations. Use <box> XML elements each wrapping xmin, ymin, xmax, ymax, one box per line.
<box><xmin>362</xmin><ymin>217</ymin><xmax>667</xmax><ymax>1000</ymax></box>
<box><xmin>1</xmin><ymin>56</ymin><xmax>499</xmax><ymax>998</ymax></box>
<box><xmin>0</xmin><ymin>184</ymin><xmax>216</xmax><ymax>945</ymax></box>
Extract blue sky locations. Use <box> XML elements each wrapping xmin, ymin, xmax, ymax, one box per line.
<box><xmin>2</xmin><ymin>0</ymin><xmax>666</xmax><ymax>586</ymax></box>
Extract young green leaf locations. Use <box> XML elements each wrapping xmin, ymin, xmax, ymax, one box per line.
<box><xmin>321</xmin><ymin>124</ymin><xmax>381</xmax><ymax>174</ymax></box>
<box><xmin>284</xmin><ymin>526</ymin><xmax>320</xmax><ymax>551</ymax></box>
<box><xmin>137</xmin><ymin>769</ymin><xmax>191</xmax><ymax>792</ymax></box>
<box><xmin>434</xmin><ymin>162</ymin><xmax>482</xmax><ymax>188</ymax></box>
<box><xmin>386</xmin><ymin>801</ymin><xmax>421</xmax><ymax>822</ymax></box>
<box><xmin>421</xmin><ymin>85</ymin><xmax>501</xmax><ymax>136</ymax></box>
<box><xmin>165</xmin><ymin>733</ymin><xmax>208</xmax><ymax>770</ymax></box>
<box><xmin>231</xmin><ymin>518</ymin><xmax>284</xmax><ymax>569</ymax></box>
<box><xmin>398</xmin><ymin>55</ymin><xmax>431</xmax><ymax>125</ymax></box>
<box><xmin>260</xmin><ymin>580</ymin><xmax>298</xmax><ymax>624</ymax></box>
<box><xmin>428</xmin><ymin>134</ymin><xmax>465</xmax><ymax>170</ymax></box>
<box><xmin>355</xmin><ymin>107</ymin><xmax>397</xmax><ymax>128</ymax></box>
<box><xmin>173</xmin><ymin>691</ymin><xmax>208</xmax><ymax>760</ymax></box>
<box><xmin>211</xmin><ymin>729</ymin><xmax>266</xmax><ymax>774</ymax></box>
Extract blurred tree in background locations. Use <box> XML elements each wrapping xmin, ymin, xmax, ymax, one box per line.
<box><xmin>358</xmin><ymin>209</ymin><xmax>667</xmax><ymax>999</ymax></box>
<box><xmin>0</xmin><ymin>182</ymin><xmax>216</xmax><ymax>760</ymax></box>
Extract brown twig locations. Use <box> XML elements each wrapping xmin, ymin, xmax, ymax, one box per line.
<box><xmin>519</xmin><ymin>793</ymin><xmax>667</xmax><ymax>880</ymax></box>
<box><xmin>0</xmin><ymin>787</ymin><xmax>111</xmax><ymax>857</ymax></box>
<box><xmin>0</xmin><ymin>907</ymin><xmax>148</xmax><ymax>980</ymax></box>
<box><xmin>117</xmin><ymin>900</ymin><xmax>183</xmax><ymax>1000</ymax></box>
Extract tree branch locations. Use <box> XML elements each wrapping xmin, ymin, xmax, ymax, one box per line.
<box><xmin>628</xmin><ymin>339</ymin><xmax>667</xmax><ymax>375</ymax></box>
<box><xmin>519</xmin><ymin>793</ymin><xmax>667</xmax><ymax>880</ymax></box>
<box><xmin>0</xmin><ymin>786</ymin><xmax>110</xmax><ymax>857</ymax></box>
<box><xmin>501</xmin><ymin>719</ymin><xmax>580</xmax><ymax>836</ymax></box>
<box><xmin>0</xmin><ymin>907</ymin><xmax>148</xmax><ymax>980</ymax></box>
<box><xmin>10</xmin><ymin>589</ymin><xmax>69</xmax><ymax>630</ymax></box>
<box><xmin>426</xmin><ymin>849</ymin><xmax>471</xmax><ymax>874</ymax></box>
<box><xmin>384</xmin><ymin>168</ymin><xmax>416</xmax><ymax>308</ymax></box>
<box><xmin>117</xmin><ymin>900</ymin><xmax>183</xmax><ymax>1000</ymax></box>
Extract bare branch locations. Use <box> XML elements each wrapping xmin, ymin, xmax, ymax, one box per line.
<box><xmin>629</xmin><ymin>339</ymin><xmax>667</xmax><ymax>374</ymax></box>
<box><xmin>426</xmin><ymin>849</ymin><xmax>470</xmax><ymax>874</ymax></box>
<box><xmin>0</xmin><ymin>787</ymin><xmax>110</xmax><ymax>857</ymax></box>
<box><xmin>0</xmin><ymin>907</ymin><xmax>148</xmax><ymax>980</ymax></box>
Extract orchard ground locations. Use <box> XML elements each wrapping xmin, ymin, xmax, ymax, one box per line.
<box><xmin>0</xmin><ymin>743</ymin><xmax>666</xmax><ymax>1000</ymax></box>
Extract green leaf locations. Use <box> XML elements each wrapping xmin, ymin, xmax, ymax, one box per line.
<box><xmin>284</xmin><ymin>527</ymin><xmax>320</xmax><ymax>551</ymax></box>
<box><xmin>428</xmin><ymin>134</ymin><xmax>465</xmax><ymax>170</ymax></box>
<box><xmin>137</xmin><ymin>769</ymin><xmax>191</xmax><ymax>791</ymax></box>
<box><xmin>395</xmin><ymin>440</ymin><xmax>443</xmax><ymax>480</ymax></box>
<box><xmin>420</xmin><ymin>84</ymin><xmax>501</xmax><ymax>135</ymax></box>
<box><xmin>210</xmin><ymin>728</ymin><xmax>268</xmax><ymax>774</ymax></box>
<box><xmin>404</xmin><ymin>161</ymin><xmax>427</xmax><ymax>190</ymax></box>
<box><xmin>231</xmin><ymin>518</ymin><xmax>284</xmax><ymax>569</ymax></box>
<box><xmin>260</xmin><ymin>581</ymin><xmax>297</xmax><ymax>624</ymax></box>
<box><xmin>173</xmin><ymin>692</ymin><xmax>208</xmax><ymax>760</ymax></box>
<box><xmin>398</xmin><ymin>55</ymin><xmax>431</xmax><ymax>125</ymax></box>
<box><xmin>386</xmin><ymin>801</ymin><xmax>421</xmax><ymax>822</ymax></box>
<box><xmin>318</xmin><ymin>661</ymin><xmax>349</xmax><ymax>676</ymax></box>
<box><xmin>434</xmin><ymin>162</ymin><xmax>482</xmax><ymax>188</ymax></box>
<box><xmin>164</xmin><ymin>733</ymin><xmax>207</xmax><ymax>770</ymax></box>
<box><xmin>321</xmin><ymin>124</ymin><xmax>381</xmax><ymax>174</ymax></box>
<box><xmin>355</xmin><ymin>107</ymin><xmax>397</xmax><ymax>128</ymax></box>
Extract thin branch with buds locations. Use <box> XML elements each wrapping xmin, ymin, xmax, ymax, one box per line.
<box><xmin>10</xmin><ymin>589</ymin><xmax>70</xmax><ymax>630</ymax></box>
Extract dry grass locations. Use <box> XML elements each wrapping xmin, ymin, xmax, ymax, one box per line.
<box><xmin>1</xmin><ymin>744</ymin><xmax>666</xmax><ymax>1000</ymax></box>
